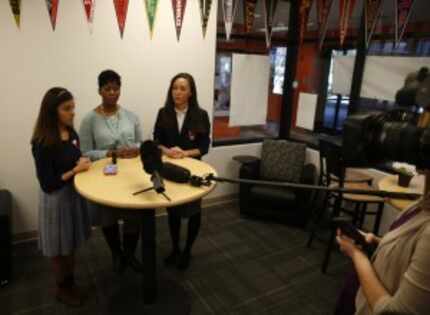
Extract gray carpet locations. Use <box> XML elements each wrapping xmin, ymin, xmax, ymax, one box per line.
<box><xmin>0</xmin><ymin>202</ymin><xmax>350</xmax><ymax>315</ymax></box>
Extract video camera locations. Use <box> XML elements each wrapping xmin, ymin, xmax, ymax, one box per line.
<box><xmin>343</xmin><ymin>67</ymin><xmax>430</xmax><ymax>169</ymax></box>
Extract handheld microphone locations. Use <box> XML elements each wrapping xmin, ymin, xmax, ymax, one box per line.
<box><xmin>140</xmin><ymin>141</ymin><xmax>165</xmax><ymax>194</ymax></box>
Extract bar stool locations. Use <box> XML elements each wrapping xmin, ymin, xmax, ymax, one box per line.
<box><xmin>306</xmin><ymin>139</ymin><xmax>385</xmax><ymax>273</ymax></box>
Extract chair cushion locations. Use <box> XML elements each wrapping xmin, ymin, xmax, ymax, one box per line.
<box><xmin>260</xmin><ymin>139</ymin><xmax>306</xmax><ymax>183</ymax></box>
<box><xmin>250</xmin><ymin>186</ymin><xmax>296</xmax><ymax>202</ymax></box>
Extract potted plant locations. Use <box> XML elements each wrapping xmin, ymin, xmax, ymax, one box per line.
<box><xmin>396</xmin><ymin>167</ymin><xmax>414</xmax><ymax>187</ymax></box>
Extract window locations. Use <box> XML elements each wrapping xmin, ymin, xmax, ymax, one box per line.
<box><xmin>355</xmin><ymin>38</ymin><xmax>430</xmax><ymax>114</ymax></box>
<box><xmin>321</xmin><ymin>49</ymin><xmax>356</xmax><ymax>132</ymax></box>
<box><xmin>212</xmin><ymin>47</ymin><xmax>287</xmax><ymax>145</ymax></box>
<box><xmin>271</xmin><ymin>47</ymin><xmax>287</xmax><ymax>95</ymax></box>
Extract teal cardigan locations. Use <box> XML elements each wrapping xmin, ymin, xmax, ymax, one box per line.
<box><xmin>79</xmin><ymin>108</ymin><xmax>143</xmax><ymax>161</ymax></box>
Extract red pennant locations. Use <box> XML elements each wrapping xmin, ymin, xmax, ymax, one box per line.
<box><xmin>317</xmin><ymin>0</ymin><xmax>334</xmax><ymax>49</ymax></box>
<box><xmin>299</xmin><ymin>0</ymin><xmax>314</xmax><ymax>45</ymax></box>
<box><xmin>172</xmin><ymin>0</ymin><xmax>187</xmax><ymax>41</ymax></box>
<box><xmin>46</xmin><ymin>0</ymin><xmax>59</xmax><ymax>30</ymax></box>
<box><xmin>243</xmin><ymin>0</ymin><xmax>257</xmax><ymax>33</ymax></box>
<box><xmin>396</xmin><ymin>0</ymin><xmax>416</xmax><ymax>45</ymax></box>
<box><xmin>83</xmin><ymin>0</ymin><xmax>96</xmax><ymax>31</ymax></box>
<box><xmin>113</xmin><ymin>0</ymin><xmax>129</xmax><ymax>38</ymax></box>
<box><xmin>365</xmin><ymin>0</ymin><xmax>384</xmax><ymax>47</ymax></box>
<box><xmin>339</xmin><ymin>0</ymin><xmax>357</xmax><ymax>46</ymax></box>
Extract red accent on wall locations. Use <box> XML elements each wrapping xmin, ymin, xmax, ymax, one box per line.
<box><xmin>213</xmin><ymin>117</ymin><xmax>241</xmax><ymax>139</ymax></box>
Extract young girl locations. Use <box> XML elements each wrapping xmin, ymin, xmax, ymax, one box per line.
<box><xmin>31</xmin><ymin>87</ymin><xmax>91</xmax><ymax>306</ymax></box>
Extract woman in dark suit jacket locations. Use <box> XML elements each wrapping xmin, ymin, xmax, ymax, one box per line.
<box><xmin>154</xmin><ymin>73</ymin><xmax>210</xmax><ymax>270</ymax></box>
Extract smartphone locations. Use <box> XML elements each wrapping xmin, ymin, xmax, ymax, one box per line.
<box><xmin>332</xmin><ymin>217</ymin><xmax>378</xmax><ymax>255</ymax></box>
<box><xmin>332</xmin><ymin>217</ymin><xmax>367</xmax><ymax>248</ymax></box>
<box><xmin>103</xmin><ymin>164</ymin><xmax>118</xmax><ymax>175</ymax></box>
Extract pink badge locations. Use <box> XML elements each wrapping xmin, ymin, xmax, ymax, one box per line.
<box><xmin>188</xmin><ymin>131</ymin><xmax>195</xmax><ymax>141</ymax></box>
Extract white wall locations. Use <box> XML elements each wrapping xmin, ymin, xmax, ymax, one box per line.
<box><xmin>0</xmin><ymin>0</ymin><xmax>231</xmax><ymax>234</ymax></box>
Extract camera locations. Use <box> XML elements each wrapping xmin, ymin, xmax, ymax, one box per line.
<box><xmin>342</xmin><ymin>67</ymin><xmax>430</xmax><ymax>169</ymax></box>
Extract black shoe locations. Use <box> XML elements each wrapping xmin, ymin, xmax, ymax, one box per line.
<box><xmin>164</xmin><ymin>250</ymin><xmax>180</xmax><ymax>266</ymax></box>
<box><xmin>112</xmin><ymin>250</ymin><xmax>126</xmax><ymax>275</ymax></box>
<box><xmin>124</xmin><ymin>253</ymin><xmax>144</xmax><ymax>273</ymax></box>
<box><xmin>177</xmin><ymin>251</ymin><xmax>191</xmax><ymax>271</ymax></box>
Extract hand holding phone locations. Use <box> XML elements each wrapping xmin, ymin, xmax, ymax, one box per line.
<box><xmin>332</xmin><ymin>217</ymin><xmax>367</xmax><ymax>248</ymax></box>
<box><xmin>332</xmin><ymin>217</ymin><xmax>377</xmax><ymax>255</ymax></box>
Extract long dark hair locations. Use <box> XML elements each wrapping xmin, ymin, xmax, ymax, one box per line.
<box><xmin>164</xmin><ymin>73</ymin><xmax>200</xmax><ymax>110</ymax></box>
<box><xmin>31</xmin><ymin>87</ymin><xmax>74</xmax><ymax>146</ymax></box>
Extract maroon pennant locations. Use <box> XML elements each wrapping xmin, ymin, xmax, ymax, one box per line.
<box><xmin>172</xmin><ymin>0</ymin><xmax>187</xmax><ymax>41</ymax></box>
<box><xmin>339</xmin><ymin>0</ymin><xmax>357</xmax><ymax>46</ymax></box>
<box><xmin>396</xmin><ymin>0</ymin><xmax>416</xmax><ymax>45</ymax></box>
<box><xmin>365</xmin><ymin>0</ymin><xmax>384</xmax><ymax>47</ymax></box>
<box><xmin>243</xmin><ymin>0</ymin><xmax>257</xmax><ymax>33</ymax></box>
<box><xmin>317</xmin><ymin>0</ymin><xmax>334</xmax><ymax>49</ymax></box>
<box><xmin>113</xmin><ymin>0</ymin><xmax>129</xmax><ymax>38</ymax></box>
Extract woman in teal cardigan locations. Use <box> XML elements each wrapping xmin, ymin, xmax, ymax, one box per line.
<box><xmin>79</xmin><ymin>70</ymin><xmax>142</xmax><ymax>274</ymax></box>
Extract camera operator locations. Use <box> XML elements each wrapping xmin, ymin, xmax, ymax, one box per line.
<box><xmin>335</xmin><ymin>172</ymin><xmax>430</xmax><ymax>315</ymax></box>
<box><xmin>334</xmin><ymin>69</ymin><xmax>430</xmax><ymax>315</ymax></box>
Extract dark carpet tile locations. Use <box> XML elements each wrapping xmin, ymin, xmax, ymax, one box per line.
<box><xmin>3</xmin><ymin>203</ymin><xmax>348</xmax><ymax>315</ymax></box>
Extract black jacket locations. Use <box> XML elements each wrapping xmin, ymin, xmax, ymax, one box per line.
<box><xmin>32</xmin><ymin>129</ymin><xmax>82</xmax><ymax>193</ymax></box>
<box><xmin>153</xmin><ymin>106</ymin><xmax>211</xmax><ymax>158</ymax></box>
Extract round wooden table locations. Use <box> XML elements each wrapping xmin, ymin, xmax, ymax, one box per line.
<box><xmin>75</xmin><ymin>157</ymin><xmax>217</xmax><ymax>314</ymax></box>
<box><xmin>378</xmin><ymin>175</ymin><xmax>424</xmax><ymax>211</ymax></box>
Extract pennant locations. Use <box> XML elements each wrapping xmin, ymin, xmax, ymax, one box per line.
<box><xmin>46</xmin><ymin>0</ymin><xmax>59</xmax><ymax>30</ymax></box>
<box><xmin>113</xmin><ymin>0</ymin><xmax>129</xmax><ymax>38</ymax></box>
<box><xmin>365</xmin><ymin>0</ymin><xmax>384</xmax><ymax>48</ymax></box>
<box><xmin>299</xmin><ymin>0</ymin><xmax>314</xmax><ymax>44</ymax></box>
<box><xmin>243</xmin><ymin>0</ymin><xmax>257</xmax><ymax>33</ymax></box>
<box><xmin>339</xmin><ymin>0</ymin><xmax>357</xmax><ymax>46</ymax></box>
<box><xmin>199</xmin><ymin>0</ymin><xmax>213</xmax><ymax>38</ymax></box>
<box><xmin>263</xmin><ymin>0</ymin><xmax>279</xmax><ymax>48</ymax></box>
<box><xmin>83</xmin><ymin>0</ymin><xmax>96</xmax><ymax>32</ymax></box>
<box><xmin>9</xmin><ymin>0</ymin><xmax>21</xmax><ymax>28</ymax></box>
<box><xmin>222</xmin><ymin>0</ymin><xmax>239</xmax><ymax>41</ymax></box>
<box><xmin>317</xmin><ymin>0</ymin><xmax>334</xmax><ymax>49</ymax></box>
<box><xmin>172</xmin><ymin>0</ymin><xmax>187</xmax><ymax>41</ymax></box>
<box><xmin>144</xmin><ymin>0</ymin><xmax>159</xmax><ymax>38</ymax></box>
<box><xmin>396</xmin><ymin>0</ymin><xmax>416</xmax><ymax>45</ymax></box>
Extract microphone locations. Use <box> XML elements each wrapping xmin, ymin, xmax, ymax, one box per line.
<box><xmin>140</xmin><ymin>140</ymin><xmax>165</xmax><ymax>194</ymax></box>
<box><xmin>160</xmin><ymin>162</ymin><xmax>211</xmax><ymax>187</ymax></box>
<box><xmin>160</xmin><ymin>162</ymin><xmax>191</xmax><ymax>183</ymax></box>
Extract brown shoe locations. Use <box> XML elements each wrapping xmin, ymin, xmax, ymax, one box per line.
<box><xmin>55</xmin><ymin>287</ymin><xmax>82</xmax><ymax>307</ymax></box>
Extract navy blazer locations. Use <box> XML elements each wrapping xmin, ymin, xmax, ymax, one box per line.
<box><xmin>153</xmin><ymin>106</ymin><xmax>211</xmax><ymax>158</ymax></box>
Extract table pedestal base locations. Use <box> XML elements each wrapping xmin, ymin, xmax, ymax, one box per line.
<box><xmin>106</xmin><ymin>274</ymin><xmax>191</xmax><ymax>315</ymax></box>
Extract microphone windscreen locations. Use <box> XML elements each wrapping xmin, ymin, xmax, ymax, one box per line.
<box><xmin>160</xmin><ymin>162</ymin><xmax>191</xmax><ymax>183</ymax></box>
<box><xmin>141</xmin><ymin>140</ymin><xmax>162</xmax><ymax>174</ymax></box>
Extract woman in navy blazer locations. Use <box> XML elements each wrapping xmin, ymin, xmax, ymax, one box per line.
<box><xmin>154</xmin><ymin>73</ymin><xmax>210</xmax><ymax>270</ymax></box>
